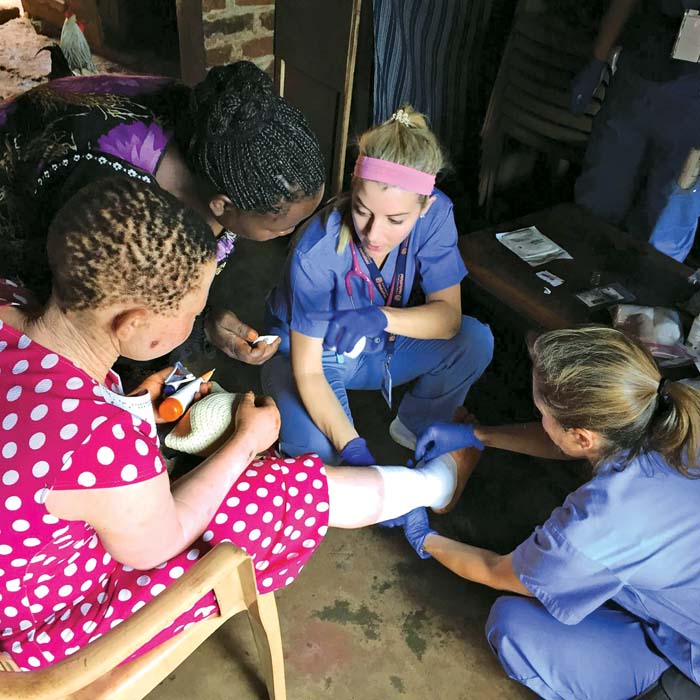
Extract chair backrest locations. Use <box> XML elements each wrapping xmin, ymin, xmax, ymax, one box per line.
<box><xmin>479</xmin><ymin>7</ymin><xmax>608</xmax><ymax>211</ymax></box>
<box><xmin>503</xmin><ymin>13</ymin><xmax>604</xmax><ymax>154</ymax></box>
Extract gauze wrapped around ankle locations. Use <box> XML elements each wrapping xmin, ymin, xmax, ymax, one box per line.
<box><xmin>373</xmin><ymin>454</ymin><xmax>457</xmax><ymax>522</ymax></box>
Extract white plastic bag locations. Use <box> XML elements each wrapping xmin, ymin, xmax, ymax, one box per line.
<box><xmin>610</xmin><ymin>305</ymin><xmax>695</xmax><ymax>366</ymax></box>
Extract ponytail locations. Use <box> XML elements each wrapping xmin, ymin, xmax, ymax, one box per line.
<box><xmin>647</xmin><ymin>381</ymin><xmax>700</xmax><ymax>477</ymax></box>
<box><xmin>531</xmin><ymin>326</ymin><xmax>700</xmax><ymax>476</ymax></box>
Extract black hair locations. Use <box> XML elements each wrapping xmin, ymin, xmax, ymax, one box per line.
<box><xmin>47</xmin><ymin>176</ymin><xmax>216</xmax><ymax>313</ymax></box>
<box><xmin>187</xmin><ymin>61</ymin><xmax>325</xmax><ymax>214</ymax></box>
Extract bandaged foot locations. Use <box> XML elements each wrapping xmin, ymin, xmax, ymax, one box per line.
<box><xmin>427</xmin><ymin>406</ymin><xmax>482</xmax><ymax>514</ymax></box>
<box><xmin>164</xmin><ymin>389</ymin><xmax>237</xmax><ymax>456</ymax></box>
<box><xmin>374</xmin><ymin>454</ymin><xmax>457</xmax><ymax>522</ymax></box>
<box><xmin>431</xmin><ymin>444</ymin><xmax>481</xmax><ymax>514</ymax></box>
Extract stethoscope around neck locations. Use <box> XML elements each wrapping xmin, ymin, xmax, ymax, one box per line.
<box><xmin>345</xmin><ymin>238</ymin><xmax>375</xmax><ymax>308</ymax></box>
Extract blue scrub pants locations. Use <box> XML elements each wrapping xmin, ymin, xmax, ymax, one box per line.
<box><xmin>260</xmin><ymin>315</ymin><xmax>493</xmax><ymax>463</ymax></box>
<box><xmin>575</xmin><ymin>60</ymin><xmax>700</xmax><ymax>262</ymax></box>
<box><xmin>486</xmin><ymin>596</ymin><xmax>671</xmax><ymax>700</ymax></box>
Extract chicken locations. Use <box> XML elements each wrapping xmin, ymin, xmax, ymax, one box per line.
<box><xmin>38</xmin><ymin>44</ymin><xmax>73</xmax><ymax>80</ymax></box>
<box><xmin>59</xmin><ymin>9</ymin><xmax>98</xmax><ymax>76</ymax></box>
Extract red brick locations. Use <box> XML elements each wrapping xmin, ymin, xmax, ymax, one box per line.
<box><xmin>206</xmin><ymin>43</ymin><xmax>232</xmax><ymax>66</ymax></box>
<box><xmin>242</xmin><ymin>35</ymin><xmax>273</xmax><ymax>59</ymax></box>
<box><xmin>204</xmin><ymin>12</ymin><xmax>252</xmax><ymax>36</ymax></box>
<box><xmin>202</xmin><ymin>0</ymin><xmax>227</xmax><ymax>10</ymax></box>
<box><xmin>260</xmin><ymin>10</ymin><xmax>274</xmax><ymax>31</ymax></box>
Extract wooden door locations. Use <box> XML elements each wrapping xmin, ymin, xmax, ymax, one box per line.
<box><xmin>275</xmin><ymin>0</ymin><xmax>362</xmax><ymax>196</ymax></box>
<box><xmin>175</xmin><ymin>0</ymin><xmax>206</xmax><ymax>86</ymax></box>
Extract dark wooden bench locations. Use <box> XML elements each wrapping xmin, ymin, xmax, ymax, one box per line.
<box><xmin>459</xmin><ymin>203</ymin><xmax>695</xmax><ymax>331</ymax></box>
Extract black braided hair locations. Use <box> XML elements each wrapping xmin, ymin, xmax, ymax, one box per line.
<box><xmin>187</xmin><ymin>61</ymin><xmax>325</xmax><ymax>214</ymax></box>
<box><xmin>47</xmin><ymin>176</ymin><xmax>216</xmax><ymax>313</ymax></box>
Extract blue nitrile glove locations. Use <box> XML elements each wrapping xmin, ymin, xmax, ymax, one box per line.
<box><xmin>570</xmin><ymin>58</ymin><xmax>606</xmax><ymax>115</ymax></box>
<box><xmin>340</xmin><ymin>437</ymin><xmax>376</xmax><ymax>466</ymax></box>
<box><xmin>381</xmin><ymin>507</ymin><xmax>436</xmax><ymax>559</ymax></box>
<box><xmin>414</xmin><ymin>422</ymin><xmax>484</xmax><ymax>463</ymax></box>
<box><xmin>309</xmin><ymin>307</ymin><xmax>388</xmax><ymax>355</ymax></box>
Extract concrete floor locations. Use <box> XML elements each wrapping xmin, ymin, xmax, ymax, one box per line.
<box><xmin>147</xmin><ymin>529</ymin><xmax>533</xmax><ymax>700</ymax></box>
<box><xmin>0</xmin><ymin>17</ymin><xmax>581</xmax><ymax>699</ymax></box>
<box><xmin>146</xmin><ymin>235</ymin><xmax>588</xmax><ymax>700</ymax></box>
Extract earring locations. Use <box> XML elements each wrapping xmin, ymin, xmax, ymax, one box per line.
<box><xmin>419</xmin><ymin>213</ymin><xmax>426</xmax><ymax>219</ymax></box>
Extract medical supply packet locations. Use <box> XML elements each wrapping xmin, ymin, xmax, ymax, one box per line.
<box><xmin>495</xmin><ymin>226</ymin><xmax>572</xmax><ymax>267</ymax></box>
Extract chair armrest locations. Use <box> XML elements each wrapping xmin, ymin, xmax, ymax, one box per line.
<box><xmin>0</xmin><ymin>542</ymin><xmax>249</xmax><ymax>700</ymax></box>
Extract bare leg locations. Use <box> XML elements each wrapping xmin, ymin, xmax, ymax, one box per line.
<box><xmin>326</xmin><ymin>447</ymin><xmax>477</xmax><ymax>529</ymax></box>
<box><xmin>326</xmin><ymin>466</ymin><xmax>386</xmax><ymax>528</ymax></box>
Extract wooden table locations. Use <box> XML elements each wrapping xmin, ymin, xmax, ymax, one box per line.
<box><xmin>459</xmin><ymin>203</ymin><xmax>695</xmax><ymax>330</ymax></box>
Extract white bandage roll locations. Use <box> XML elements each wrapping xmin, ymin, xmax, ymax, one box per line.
<box><xmin>344</xmin><ymin>336</ymin><xmax>366</xmax><ymax>359</ymax></box>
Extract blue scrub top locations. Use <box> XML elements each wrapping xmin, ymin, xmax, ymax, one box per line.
<box><xmin>513</xmin><ymin>452</ymin><xmax>700</xmax><ymax>682</ymax></box>
<box><xmin>266</xmin><ymin>189</ymin><xmax>467</xmax><ymax>341</ymax></box>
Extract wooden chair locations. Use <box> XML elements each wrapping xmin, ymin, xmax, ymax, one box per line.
<box><xmin>479</xmin><ymin>5</ymin><xmax>609</xmax><ymax>219</ymax></box>
<box><xmin>0</xmin><ymin>543</ymin><xmax>286</xmax><ymax>700</ymax></box>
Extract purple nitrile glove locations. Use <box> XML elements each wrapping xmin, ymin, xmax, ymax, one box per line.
<box><xmin>381</xmin><ymin>507</ymin><xmax>436</xmax><ymax>559</ymax></box>
<box><xmin>308</xmin><ymin>307</ymin><xmax>387</xmax><ymax>355</ymax></box>
<box><xmin>340</xmin><ymin>437</ymin><xmax>376</xmax><ymax>466</ymax></box>
<box><xmin>570</xmin><ymin>58</ymin><xmax>606</xmax><ymax>115</ymax></box>
<box><xmin>414</xmin><ymin>422</ymin><xmax>484</xmax><ymax>463</ymax></box>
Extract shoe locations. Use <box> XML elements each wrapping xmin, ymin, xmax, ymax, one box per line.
<box><xmin>389</xmin><ymin>416</ymin><xmax>417</xmax><ymax>450</ymax></box>
<box><xmin>639</xmin><ymin>667</ymin><xmax>700</xmax><ymax>700</ymax></box>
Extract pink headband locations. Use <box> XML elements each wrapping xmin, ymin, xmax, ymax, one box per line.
<box><xmin>353</xmin><ymin>155</ymin><xmax>435</xmax><ymax>196</ymax></box>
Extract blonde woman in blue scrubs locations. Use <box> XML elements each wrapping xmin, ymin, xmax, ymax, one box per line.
<box><xmin>262</xmin><ymin>106</ymin><xmax>493</xmax><ymax>466</ymax></box>
<box><xmin>395</xmin><ymin>327</ymin><xmax>700</xmax><ymax>700</ymax></box>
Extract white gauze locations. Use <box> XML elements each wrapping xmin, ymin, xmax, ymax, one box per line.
<box><xmin>372</xmin><ymin>454</ymin><xmax>457</xmax><ymax>522</ymax></box>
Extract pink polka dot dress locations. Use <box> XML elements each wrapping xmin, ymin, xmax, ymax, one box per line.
<box><xmin>0</xmin><ymin>281</ymin><xmax>329</xmax><ymax>671</ymax></box>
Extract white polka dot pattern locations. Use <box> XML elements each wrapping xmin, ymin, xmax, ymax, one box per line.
<box><xmin>0</xmin><ymin>288</ymin><xmax>328</xmax><ymax>672</ymax></box>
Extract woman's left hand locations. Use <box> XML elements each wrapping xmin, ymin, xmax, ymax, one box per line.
<box><xmin>339</xmin><ymin>436</ymin><xmax>376</xmax><ymax>466</ymax></box>
<box><xmin>309</xmin><ymin>307</ymin><xmax>387</xmax><ymax>354</ymax></box>
<box><xmin>129</xmin><ymin>367</ymin><xmax>211</xmax><ymax>425</ymax></box>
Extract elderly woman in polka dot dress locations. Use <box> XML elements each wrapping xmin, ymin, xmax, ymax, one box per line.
<box><xmin>0</xmin><ymin>178</ymin><xmax>473</xmax><ymax>671</ymax></box>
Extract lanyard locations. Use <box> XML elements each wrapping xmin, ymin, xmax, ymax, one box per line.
<box><xmin>354</xmin><ymin>235</ymin><xmax>410</xmax><ymax>358</ymax></box>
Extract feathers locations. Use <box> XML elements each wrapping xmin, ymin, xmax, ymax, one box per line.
<box><xmin>59</xmin><ymin>15</ymin><xmax>98</xmax><ymax>75</ymax></box>
<box><xmin>37</xmin><ymin>45</ymin><xmax>73</xmax><ymax>80</ymax></box>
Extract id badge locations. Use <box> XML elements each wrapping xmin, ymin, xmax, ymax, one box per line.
<box><xmin>381</xmin><ymin>359</ymin><xmax>393</xmax><ymax>408</ymax></box>
<box><xmin>673</xmin><ymin>10</ymin><xmax>700</xmax><ymax>62</ymax></box>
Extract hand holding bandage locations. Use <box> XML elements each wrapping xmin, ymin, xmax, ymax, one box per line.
<box><xmin>309</xmin><ymin>307</ymin><xmax>388</xmax><ymax>355</ymax></box>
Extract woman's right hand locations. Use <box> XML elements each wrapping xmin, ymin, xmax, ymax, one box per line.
<box><xmin>205</xmin><ymin>308</ymin><xmax>280</xmax><ymax>364</ymax></box>
<box><xmin>233</xmin><ymin>391</ymin><xmax>281</xmax><ymax>455</ymax></box>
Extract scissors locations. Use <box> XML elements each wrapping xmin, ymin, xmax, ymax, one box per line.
<box><xmin>345</xmin><ymin>239</ymin><xmax>374</xmax><ymax>307</ymax></box>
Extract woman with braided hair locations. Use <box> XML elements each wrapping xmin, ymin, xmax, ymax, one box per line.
<box><xmin>392</xmin><ymin>326</ymin><xmax>700</xmax><ymax>700</ymax></box>
<box><xmin>0</xmin><ymin>61</ymin><xmax>325</xmax><ymax>364</ymax></box>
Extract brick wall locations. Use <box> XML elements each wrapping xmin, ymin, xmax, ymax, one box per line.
<box><xmin>202</xmin><ymin>0</ymin><xmax>274</xmax><ymax>75</ymax></box>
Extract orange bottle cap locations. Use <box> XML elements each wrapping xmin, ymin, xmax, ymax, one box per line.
<box><xmin>158</xmin><ymin>397</ymin><xmax>184</xmax><ymax>422</ymax></box>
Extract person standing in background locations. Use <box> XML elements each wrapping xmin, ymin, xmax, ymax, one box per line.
<box><xmin>571</xmin><ymin>0</ymin><xmax>700</xmax><ymax>262</ymax></box>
